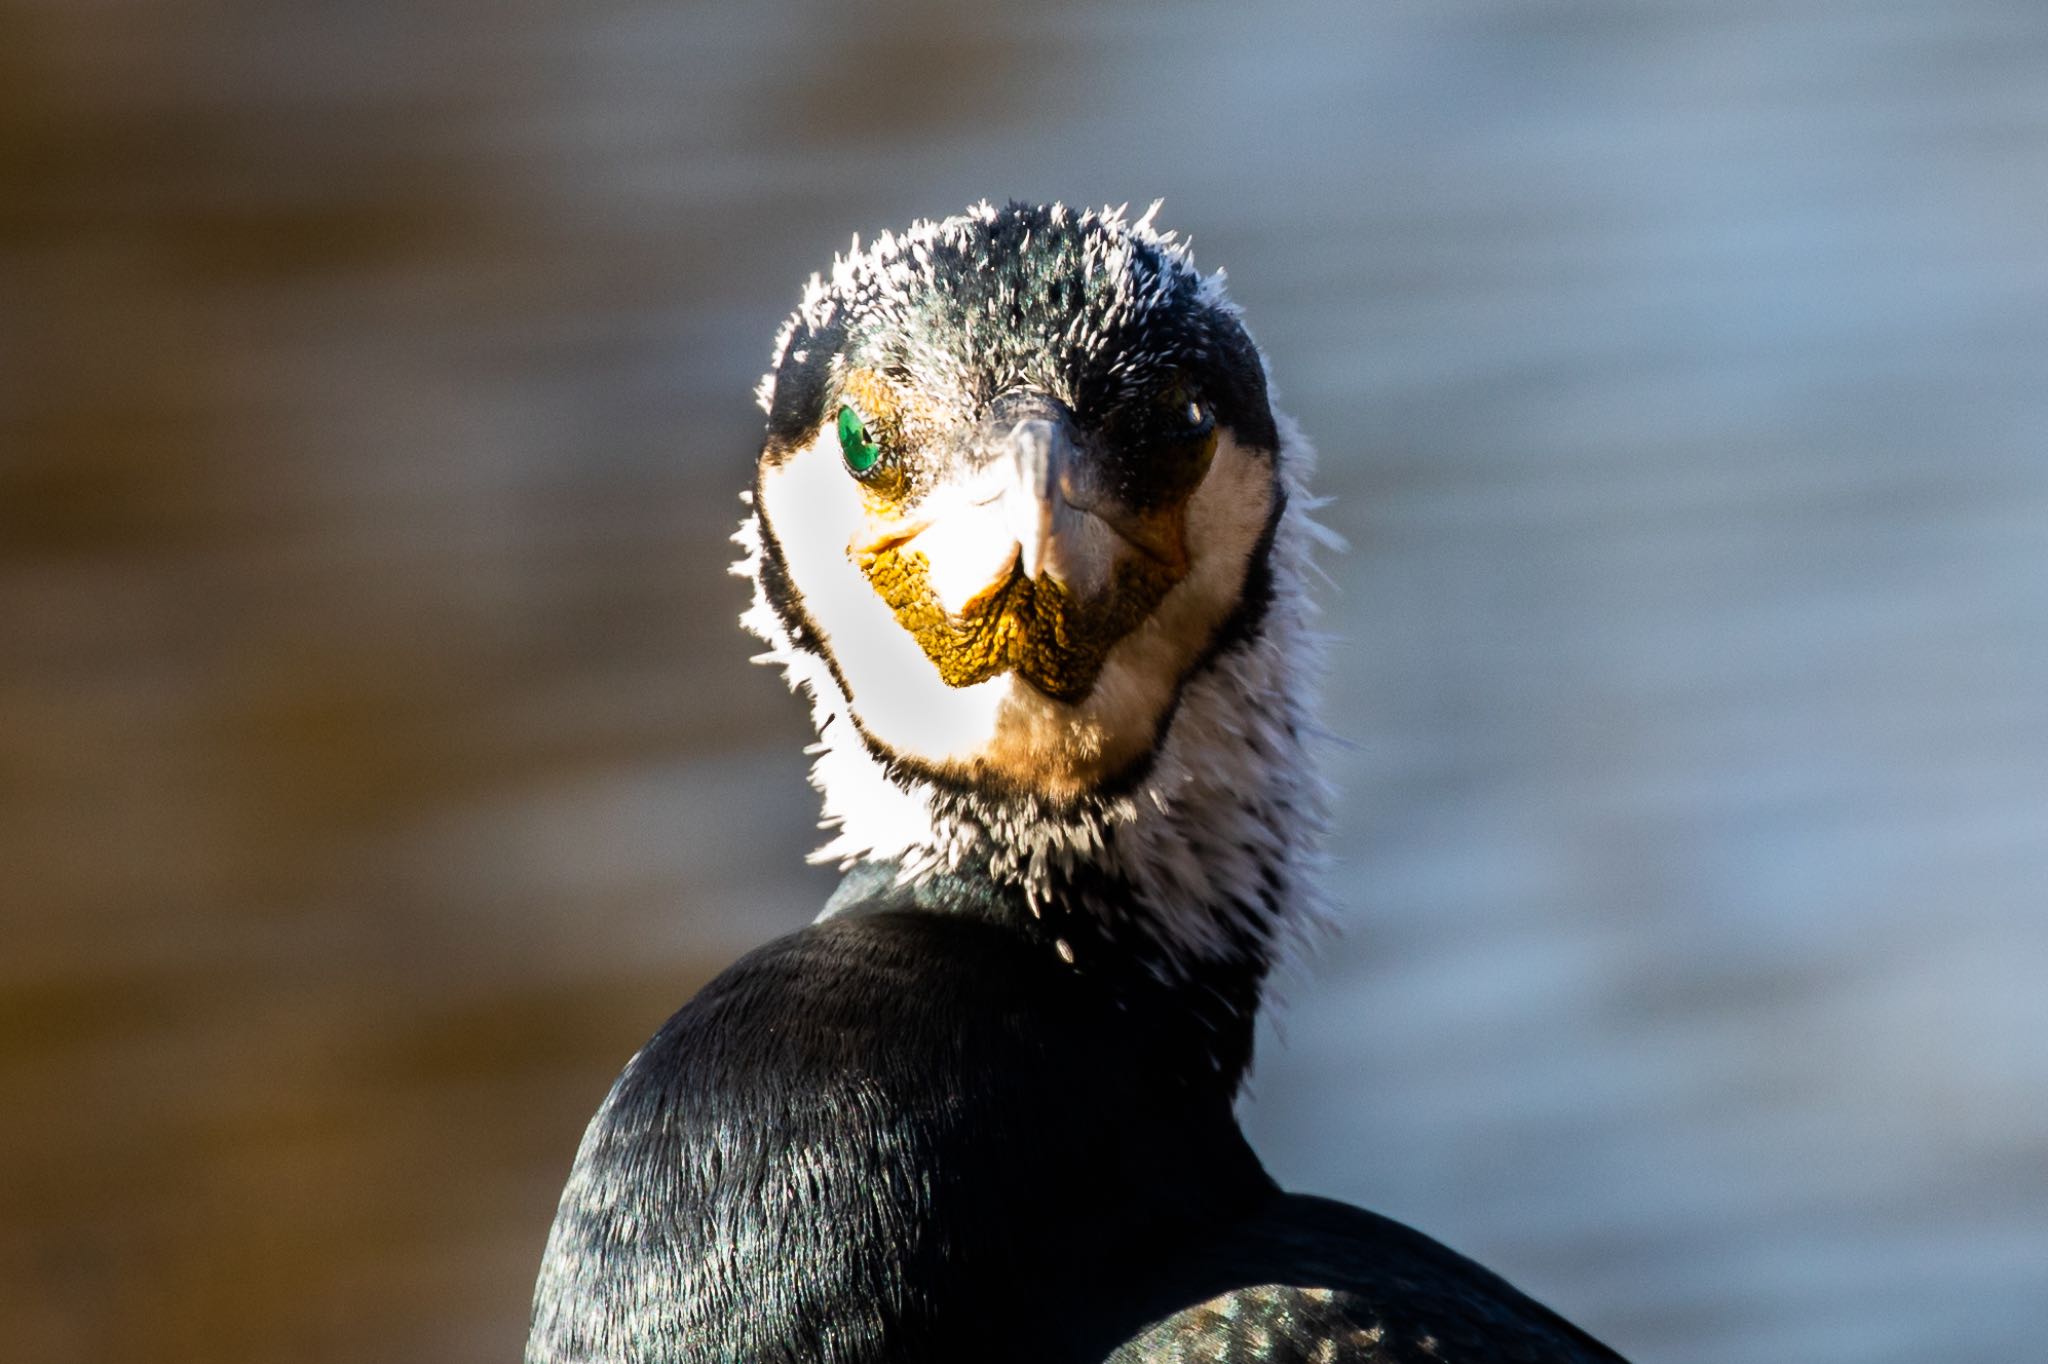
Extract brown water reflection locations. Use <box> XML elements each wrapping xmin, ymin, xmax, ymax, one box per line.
<box><xmin>6</xmin><ymin>3</ymin><xmax>2047</xmax><ymax>1362</ymax></box>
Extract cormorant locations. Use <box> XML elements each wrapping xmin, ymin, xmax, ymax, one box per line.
<box><xmin>527</xmin><ymin>201</ymin><xmax>1628</xmax><ymax>1363</ymax></box>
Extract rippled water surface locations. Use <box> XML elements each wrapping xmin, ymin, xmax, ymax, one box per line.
<box><xmin>5</xmin><ymin>2</ymin><xmax>2046</xmax><ymax>1361</ymax></box>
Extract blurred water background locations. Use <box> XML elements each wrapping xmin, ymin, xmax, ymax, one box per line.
<box><xmin>4</xmin><ymin>1</ymin><xmax>2046</xmax><ymax>1360</ymax></box>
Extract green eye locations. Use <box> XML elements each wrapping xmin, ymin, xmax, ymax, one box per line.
<box><xmin>836</xmin><ymin>404</ymin><xmax>882</xmax><ymax>475</ymax></box>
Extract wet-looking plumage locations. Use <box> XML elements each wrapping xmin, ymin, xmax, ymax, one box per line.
<box><xmin>526</xmin><ymin>201</ymin><xmax>1628</xmax><ymax>1363</ymax></box>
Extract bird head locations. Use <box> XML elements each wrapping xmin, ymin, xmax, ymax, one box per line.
<box><xmin>744</xmin><ymin>201</ymin><xmax>1292</xmax><ymax>802</ymax></box>
<box><xmin>736</xmin><ymin>203</ymin><xmax>1328</xmax><ymax>971</ymax></box>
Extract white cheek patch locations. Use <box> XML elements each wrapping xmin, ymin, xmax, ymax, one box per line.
<box><xmin>902</xmin><ymin>498</ymin><xmax>1017</xmax><ymax>615</ymax></box>
<box><xmin>758</xmin><ymin>428</ymin><xmax>1277</xmax><ymax>795</ymax></box>
<box><xmin>757</xmin><ymin>433</ymin><xmax>1012</xmax><ymax>764</ymax></box>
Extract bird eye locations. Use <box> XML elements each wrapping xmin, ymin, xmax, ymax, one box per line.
<box><xmin>1162</xmin><ymin>380</ymin><xmax>1211</xmax><ymax>436</ymax></box>
<box><xmin>836</xmin><ymin>404</ymin><xmax>882</xmax><ymax>475</ymax></box>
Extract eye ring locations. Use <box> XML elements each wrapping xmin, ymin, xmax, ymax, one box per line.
<box><xmin>836</xmin><ymin>403</ymin><xmax>882</xmax><ymax>475</ymax></box>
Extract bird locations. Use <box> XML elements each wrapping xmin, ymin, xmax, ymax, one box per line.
<box><xmin>525</xmin><ymin>200</ymin><xmax>1629</xmax><ymax>1364</ymax></box>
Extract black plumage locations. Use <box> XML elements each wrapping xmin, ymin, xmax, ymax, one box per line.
<box><xmin>530</xmin><ymin>868</ymin><xmax>1623</xmax><ymax>1362</ymax></box>
<box><xmin>526</xmin><ymin>203</ymin><xmax>1630</xmax><ymax>1363</ymax></box>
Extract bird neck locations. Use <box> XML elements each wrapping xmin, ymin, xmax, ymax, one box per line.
<box><xmin>821</xmin><ymin>853</ymin><xmax>1271</xmax><ymax>1091</ymax></box>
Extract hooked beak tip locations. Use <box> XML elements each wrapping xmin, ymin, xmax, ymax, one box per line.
<box><xmin>1015</xmin><ymin>505</ymin><xmax>1056</xmax><ymax>581</ymax></box>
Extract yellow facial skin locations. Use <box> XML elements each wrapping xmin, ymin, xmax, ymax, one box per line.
<box><xmin>835</xmin><ymin>365</ymin><xmax>1217</xmax><ymax>705</ymax></box>
<box><xmin>858</xmin><ymin>543</ymin><xmax>1182</xmax><ymax>703</ymax></box>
